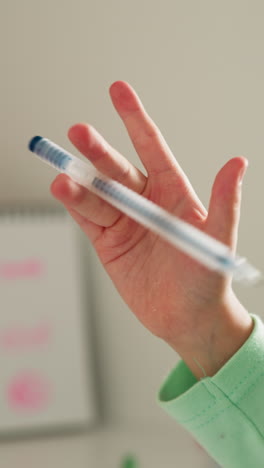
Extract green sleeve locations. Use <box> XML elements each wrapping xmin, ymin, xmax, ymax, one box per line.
<box><xmin>158</xmin><ymin>314</ymin><xmax>264</xmax><ymax>468</ymax></box>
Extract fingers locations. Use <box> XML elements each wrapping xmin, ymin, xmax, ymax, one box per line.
<box><xmin>109</xmin><ymin>81</ymin><xmax>188</xmax><ymax>181</ymax></box>
<box><xmin>51</xmin><ymin>81</ymin><xmax>203</xmax><ymax>235</ymax></box>
<box><xmin>68</xmin><ymin>123</ymin><xmax>146</xmax><ymax>193</ymax></box>
<box><xmin>50</xmin><ymin>174</ymin><xmax>121</xmax><ymax>228</ymax></box>
<box><xmin>206</xmin><ymin>157</ymin><xmax>248</xmax><ymax>251</ymax></box>
<box><xmin>52</xmin><ymin>121</ymin><xmax>148</xmax><ymax>232</ymax></box>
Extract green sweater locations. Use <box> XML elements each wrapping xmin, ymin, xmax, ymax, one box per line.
<box><xmin>158</xmin><ymin>314</ymin><xmax>264</xmax><ymax>467</ymax></box>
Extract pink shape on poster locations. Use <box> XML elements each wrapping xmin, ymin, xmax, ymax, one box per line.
<box><xmin>7</xmin><ymin>372</ymin><xmax>50</xmax><ymax>411</ymax></box>
<box><xmin>0</xmin><ymin>259</ymin><xmax>44</xmax><ymax>279</ymax></box>
<box><xmin>0</xmin><ymin>324</ymin><xmax>51</xmax><ymax>350</ymax></box>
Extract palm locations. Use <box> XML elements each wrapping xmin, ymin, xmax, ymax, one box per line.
<box><xmin>93</xmin><ymin>177</ymin><xmax>222</xmax><ymax>339</ymax></box>
<box><xmin>51</xmin><ymin>81</ymin><xmax>246</xmax><ymax>346</ymax></box>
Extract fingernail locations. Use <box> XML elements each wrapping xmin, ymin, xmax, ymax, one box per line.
<box><xmin>238</xmin><ymin>160</ymin><xmax>248</xmax><ymax>185</ymax></box>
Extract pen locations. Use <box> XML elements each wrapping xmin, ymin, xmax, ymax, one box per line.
<box><xmin>29</xmin><ymin>136</ymin><xmax>262</xmax><ymax>285</ymax></box>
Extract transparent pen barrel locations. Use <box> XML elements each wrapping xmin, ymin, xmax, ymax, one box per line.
<box><xmin>66</xmin><ymin>159</ymin><xmax>98</xmax><ymax>186</ymax></box>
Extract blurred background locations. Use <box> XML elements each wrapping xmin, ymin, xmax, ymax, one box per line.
<box><xmin>1</xmin><ymin>0</ymin><xmax>264</xmax><ymax>466</ymax></box>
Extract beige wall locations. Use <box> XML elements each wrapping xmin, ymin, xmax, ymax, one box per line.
<box><xmin>2</xmin><ymin>0</ymin><xmax>264</xmax><ymax>427</ymax></box>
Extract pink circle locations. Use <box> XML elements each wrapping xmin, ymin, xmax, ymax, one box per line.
<box><xmin>7</xmin><ymin>372</ymin><xmax>50</xmax><ymax>411</ymax></box>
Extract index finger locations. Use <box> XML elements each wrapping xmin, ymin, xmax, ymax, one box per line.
<box><xmin>109</xmin><ymin>81</ymin><xmax>188</xmax><ymax>182</ymax></box>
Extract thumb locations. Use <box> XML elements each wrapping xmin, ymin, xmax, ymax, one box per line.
<box><xmin>205</xmin><ymin>157</ymin><xmax>248</xmax><ymax>252</ymax></box>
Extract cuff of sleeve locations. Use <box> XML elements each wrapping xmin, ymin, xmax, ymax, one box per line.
<box><xmin>157</xmin><ymin>314</ymin><xmax>264</xmax><ymax>428</ymax></box>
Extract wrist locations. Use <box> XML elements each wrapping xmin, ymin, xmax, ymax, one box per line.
<box><xmin>168</xmin><ymin>291</ymin><xmax>254</xmax><ymax>380</ymax></box>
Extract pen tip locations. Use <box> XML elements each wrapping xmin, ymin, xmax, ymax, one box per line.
<box><xmin>28</xmin><ymin>136</ymin><xmax>43</xmax><ymax>152</ymax></box>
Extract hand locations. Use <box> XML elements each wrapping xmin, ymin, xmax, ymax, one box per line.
<box><xmin>51</xmin><ymin>81</ymin><xmax>253</xmax><ymax>378</ymax></box>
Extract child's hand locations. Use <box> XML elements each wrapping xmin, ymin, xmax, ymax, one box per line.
<box><xmin>51</xmin><ymin>81</ymin><xmax>252</xmax><ymax>378</ymax></box>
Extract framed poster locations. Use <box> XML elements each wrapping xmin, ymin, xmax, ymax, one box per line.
<box><xmin>0</xmin><ymin>209</ymin><xmax>96</xmax><ymax>435</ymax></box>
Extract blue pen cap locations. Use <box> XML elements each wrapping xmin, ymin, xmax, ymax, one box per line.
<box><xmin>28</xmin><ymin>136</ymin><xmax>43</xmax><ymax>152</ymax></box>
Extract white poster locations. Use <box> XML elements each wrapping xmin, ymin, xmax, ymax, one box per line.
<box><xmin>0</xmin><ymin>210</ymin><xmax>96</xmax><ymax>435</ymax></box>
